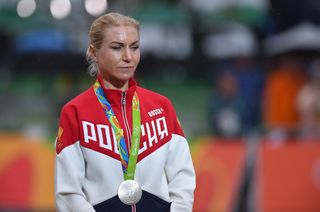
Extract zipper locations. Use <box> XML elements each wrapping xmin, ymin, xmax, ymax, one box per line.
<box><xmin>122</xmin><ymin>92</ymin><xmax>137</xmax><ymax>212</ymax></box>
<box><xmin>121</xmin><ymin>92</ymin><xmax>132</xmax><ymax>151</ymax></box>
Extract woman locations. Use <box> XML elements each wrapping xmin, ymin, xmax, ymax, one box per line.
<box><xmin>54</xmin><ymin>12</ymin><xmax>195</xmax><ymax>212</ymax></box>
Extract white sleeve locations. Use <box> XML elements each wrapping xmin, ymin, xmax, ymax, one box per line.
<box><xmin>55</xmin><ymin>141</ymin><xmax>95</xmax><ymax>212</ymax></box>
<box><xmin>165</xmin><ymin>134</ymin><xmax>196</xmax><ymax>212</ymax></box>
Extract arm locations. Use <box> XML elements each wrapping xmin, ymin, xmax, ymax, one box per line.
<box><xmin>164</xmin><ymin>100</ymin><xmax>196</xmax><ymax>212</ymax></box>
<box><xmin>55</xmin><ymin>105</ymin><xmax>95</xmax><ymax>212</ymax></box>
<box><xmin>165</xmin><ymin>134</ymin><xmax>196</xmax><ymax>212</ymax></box>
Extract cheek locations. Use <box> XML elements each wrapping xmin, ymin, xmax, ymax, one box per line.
<box><xmin>134</xmin><ymin>52</ymin><xmax>141</xmax><ymax>63</ymax></box>
<box><xmin>99</xmin><ymin>52</ymin><xmax>118</xmax><ymax>65</ymax></box>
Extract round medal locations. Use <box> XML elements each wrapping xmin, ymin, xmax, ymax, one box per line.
<box><xmin>118</xmin><ymin>180</ymin><xmax>142</xmax><ymax>205</ymax></box>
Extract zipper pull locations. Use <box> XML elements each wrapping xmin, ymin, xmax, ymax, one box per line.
<box><xmin>122</xmin><ymin>92</ymin><xmax>126</xmax><ymax>105</ymax></box>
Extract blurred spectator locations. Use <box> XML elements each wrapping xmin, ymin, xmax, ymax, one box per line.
<box><xmin>263</xmin><ymin>52</ymin><xmax>307</xmax><ymax>140</ymax></box>
<box><xmin>205</xmin><ymin>22</ymin><xmax>264</xmax><ymax>136</ymax></box>
<box><xmin>296</xmin><ymin>59</ymin><xmax>320</xmax><ymax>139</ymax></box>
<box><xmin>209</xmin><ymin>69</ymin><xmax>246</xmax><ymax>138</ymax></box>
<box><xmin>233</xmin><ymin>57</ymin><xmax>265</xmax><ymax>133</ymax></box>
<box><xmin>262</xmin><ymin>21</ymin><xmax>320</xmax><ymax>141</ymax></box>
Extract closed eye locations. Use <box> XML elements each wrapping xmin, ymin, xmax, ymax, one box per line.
<box><xmin>131</xmin><ymin>45</ymin><xmax>139</xmax><ymax>50</ymax></box>
<box><xmin>110</xmin><ymin>46</ymin><xmax>122</xmax><ymax>50</ymax></box>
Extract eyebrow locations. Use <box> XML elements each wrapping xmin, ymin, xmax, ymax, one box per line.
<box><xmin>109</xmin><ymin>40</ymin><xmax>139</xmax><ymax>46</ymax></box>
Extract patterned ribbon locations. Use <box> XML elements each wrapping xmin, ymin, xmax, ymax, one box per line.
<box><xmin>93</xmin><ymin>80</ymin><xmax>141</xmax><ymax>180</ymax></box>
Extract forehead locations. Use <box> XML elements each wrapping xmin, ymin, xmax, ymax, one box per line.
<box><xmin>103</xmin><ymin>26</ymin><xmax>139</xmax><ymax>43</ymax></box>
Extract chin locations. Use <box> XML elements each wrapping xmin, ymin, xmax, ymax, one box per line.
<box><xmin>119</xmin><ymin>72</ymin><xmax>134</xmax><ymax>80</ymax></box>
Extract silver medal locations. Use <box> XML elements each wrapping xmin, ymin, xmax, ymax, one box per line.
<box><xmin>118</xmin><ymin>180</ymin><xmax>142</xmax><ymax>205</ymax></box>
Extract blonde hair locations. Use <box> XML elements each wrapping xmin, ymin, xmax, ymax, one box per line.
<box><xmin>86</xmin><ymin>12</ymin><xmax>140</xmax><ymax>76</ymax></box>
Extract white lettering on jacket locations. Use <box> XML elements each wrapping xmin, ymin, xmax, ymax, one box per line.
<box><xmin>82</xmin><ymin>117</ymin><xmax>169</xmax><ymax>155</ymax></box>
<box><xmin>148</xmin><ymin>108</ymin><xmax>163</xmax><ymax>117</ymax></box>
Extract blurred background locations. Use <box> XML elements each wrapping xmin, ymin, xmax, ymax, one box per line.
<box><xmin>1</xmin><ymin>0</ymin><xmax>320</xmax><ymax>211</ymax></box>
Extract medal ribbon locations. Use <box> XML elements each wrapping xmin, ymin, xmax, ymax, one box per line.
<box><xmin>93</xmin><ymin>80</ymin><xmax>141</xmax><ymax>180</ymax></box>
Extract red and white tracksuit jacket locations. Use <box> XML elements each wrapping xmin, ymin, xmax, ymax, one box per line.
<box><xmin>54</xmin><ymin>76</ymin><xmax>196</xmax><ymax>212</ymax></box>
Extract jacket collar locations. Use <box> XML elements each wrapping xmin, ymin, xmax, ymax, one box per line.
<box><xmin>96</xmin><ymin>74</ymin><xmax>137</xmax><ymax>106</ymax></box>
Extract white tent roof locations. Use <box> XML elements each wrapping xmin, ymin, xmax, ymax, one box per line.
<box><xmin>264</xmin><ymin>22</ymin><xmax>320</xmax><ymax>56</ymax></box>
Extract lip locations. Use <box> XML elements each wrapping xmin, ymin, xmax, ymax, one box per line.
<box><xmin>118</xmin><ymin>66</ymin><xmax>134</xmax><ymax>70</ymax></box>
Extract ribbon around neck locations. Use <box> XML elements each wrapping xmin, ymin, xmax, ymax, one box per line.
<box><xmin>93</xmin><ymin>80</ymin><xmax>141</xmax><ymax>180</ymax></box>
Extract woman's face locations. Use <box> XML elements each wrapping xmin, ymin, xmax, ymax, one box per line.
<box><xmin>92</xmin><ymin>25</ymin><xmax>140</xmax><ymax>88</ymax></box>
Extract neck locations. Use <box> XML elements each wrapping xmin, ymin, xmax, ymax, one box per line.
<box><xmin>103</xmin><ymin>79</ymin><xmax>129</xmax><ymax>91</ymax></box>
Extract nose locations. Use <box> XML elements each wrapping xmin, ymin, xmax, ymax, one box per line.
<box><xmin>122</xmin><ymin>47</ymin><xmax>132</xmax><ymax>62</ymax></box>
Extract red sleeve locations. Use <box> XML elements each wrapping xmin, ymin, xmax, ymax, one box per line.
<box><xmin>55</xmin><ymin>104</ymin><xmax>80</xmax><ymax>154</ymax></box>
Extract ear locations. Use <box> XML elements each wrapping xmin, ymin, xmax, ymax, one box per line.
<box><xmin>89</xmin><ymin>45</ymin><xmax>98</xmax><ymax>61</ymax></box>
